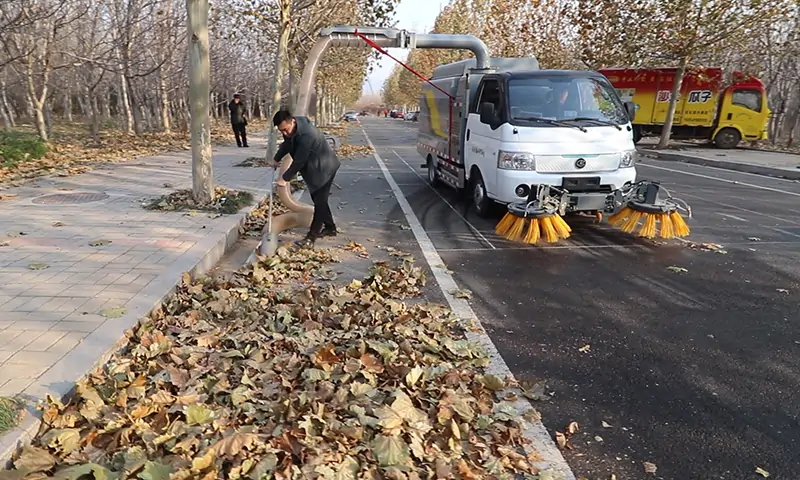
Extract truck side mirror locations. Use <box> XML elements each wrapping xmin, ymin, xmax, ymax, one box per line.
<box><xmin>480</xmin><ymin>102</ymin><xmax>496</xmax><ymax>125</ymax></box>
<box><xmin>624</xmin><ymin>101</ymin><xmax>636</xmax><ymax>121</ymax></box>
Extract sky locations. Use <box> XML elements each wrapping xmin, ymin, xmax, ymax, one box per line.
<box><xmin>360</xmin><ymin>0</ymin><xmax>445</xmax><ymax>96</ymax></box>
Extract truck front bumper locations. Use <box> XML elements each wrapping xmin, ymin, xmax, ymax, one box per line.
<box><xmin>492</xmin><ymin>168</ymin><xmax>637</xmax><ymax>211</ymax></box>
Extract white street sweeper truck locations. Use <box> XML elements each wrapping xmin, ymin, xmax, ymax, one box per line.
<box><xmin>416</xmin><ymin>57</ymin><xmax>692</xmax><ymax>243</ymax></box>
<box><xmin>285</xmin><ymin>26</ymin><xmax>692</xmax><ymax>246</ymax></box>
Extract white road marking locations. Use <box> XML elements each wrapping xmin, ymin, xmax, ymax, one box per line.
<box><xmin>638</xmin><ymin>162</ymin><xmax>800</xmax><ymax>197</ymax></box>
<box><xmin>718</xmin><ymin>213</ymin><xmax>749</xmax><ymax>222</ymax></box>
<box><xmin>361</xmin><ymin>126</ymin><xmax>576</xmax><ymax>480</ymax></box>
<box><xmin>680</xmin><ymin>191</ymin><xmax>800</xmax><ymax>226</ymax></box>
<box><xmin>390</xmin><ymin>149</ymin><xmax>496</xmax><ymax>250</ymax></box>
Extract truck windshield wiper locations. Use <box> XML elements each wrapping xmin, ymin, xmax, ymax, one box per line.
<box><xmin>561</xmin><ymin>117</ymin><xmax>622</xmax><ymax>130</ymax></box>
<box><xmin>516</xmin><ymin>116</ymin><xmax>587</xmax><ymax>132</ymax></box>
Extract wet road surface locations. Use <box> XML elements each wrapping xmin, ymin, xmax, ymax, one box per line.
<box><xmin>351</xmin><ymin>117</ymin><xmax>800</xmax><ymax>480</ymax></box>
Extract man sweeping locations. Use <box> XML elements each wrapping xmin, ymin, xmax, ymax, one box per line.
<box><xmin>271</xmin><ymin>109</ymin><xmax>340</xmax><ymax>249</ymax></box>
<box><xmin>228</xmin><ymin>94</ymin><xmax>248</xmax><ymax>147</ymax></box>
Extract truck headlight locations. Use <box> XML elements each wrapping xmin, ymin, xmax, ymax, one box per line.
<box><xmin>498</xmin><ymin>151</ymin><xmax>536</xmax><ymax>170</ymax></box>
<box><xmin>619</xmin><ymin>149</ymin><xmax>637</xmax><ymax>168</ymax></box>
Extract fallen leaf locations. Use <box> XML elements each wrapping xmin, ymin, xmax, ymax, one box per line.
<box><xmin>52</xmin><ymin>221</ymin><xmax>65</xmax><ymax>227</ymax></box>
<box><xmin>643</xmin><ymin>461</ymin><xmax>657</xmax><ymax>474</ymax></box>
<box><xmin>100</xmin><ymin>306</ymin><xmax>126</xmax><ymax>318</ymax></box>
<box><xmin>138</xmin><ymin>461</ymin><xmax>173</xmax><ymax>480</ymax></box>
<box><xmin>88</xmin><ymin>239</ymin><xmax>112</xmax><ymax>247</ymax></box>
<box><xmin>666</xmin><ymin>266</ymin><xmax>688</xmax><ymax>273</ymax></box>
<box><xmin>602</xmin><ymin>421</ymin><xmax>613</xmax><ymax>428</ymax></box>
<box><xmin>12</xmin><ymin>445</ymin><xmax>56</xmax><ymax>472</ymax></box>
<box><xmin>755</xmin><ymin>466</ymin><xmax>770</xmax><ymax>477</ymax></box>
<box><xmin>450</xmin><ymin>288</ymin><xmax>472</xmax><ymax>300</ymax></box>
<box><xmin>28</xmin><ymin>263</ymin><xmax>49</xmax><ymax>270</ymax></box>
<box><xmin>578</xmin><ymin>344</ymin><xmax>591</xmax><ymax>353</ymax></box>
<box><xmin>567</xmin><ymin>421</ymin><xmax>579</xmax><ymax>434</ymax></box>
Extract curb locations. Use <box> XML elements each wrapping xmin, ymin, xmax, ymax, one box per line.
<box><xmin>0</xmin><ymin>184</ymin><xmax>270</xmax><ymax>468</ymax></box>
<box><xmin>640</xmin><ymin>149</ymin><xmax>800</xmax><ymax>180</ymax></box>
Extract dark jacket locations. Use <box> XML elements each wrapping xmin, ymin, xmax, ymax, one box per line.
<box><xmin>229</xmin><ymin>101</ymin><xmax>247</xmax><ymax>125</ymax></box>
<box><xmin>275</xmin><ymin>116</ymin><xmax>340</xmax><ymax>192</ymax></box>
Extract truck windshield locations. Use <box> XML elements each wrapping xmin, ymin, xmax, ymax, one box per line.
<box><xmin>507</xmin><ymin>76</ymin><xmax>629</xmax><ymax>126</ymax></box>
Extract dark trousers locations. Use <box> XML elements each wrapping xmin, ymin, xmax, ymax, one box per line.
<box><xmin>308</xmin><ymin>178</ymin><xmax>335</xmax><ymax>238</ymax></box>
<box><xmin>232</xmin><ymin>122</ymin><xmax>247</xmax><ymax>146</ymax></box>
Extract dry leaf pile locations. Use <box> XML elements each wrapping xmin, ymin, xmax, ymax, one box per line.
<box><xmin>6</xmin><ymin>243</ymin><xmax>540</xmax><ymax>479</ymax></box>
<box><xmin>236</xmin><ymin>157</ymin><xmax>272</xmax><ymax>168</ymax></box>
<box><xmin>337</xmin><ymin>144</ymin><xmax>376</xmax><ymax>159</ymax></box>
<box><xmin>144</xmin><ymin>187</ymin><xmax>254</xmax><ymax>215</ymax></box>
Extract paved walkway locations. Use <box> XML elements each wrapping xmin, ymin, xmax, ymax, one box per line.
<box><xmin>637</xmin><ymin>138</ymin><xmax>800</xmax><ymax>180</ymax></box>
<box><xmin>0</xmin><ymin>133</ymin><xmax>270</xmax><ymax>408</ymax></box>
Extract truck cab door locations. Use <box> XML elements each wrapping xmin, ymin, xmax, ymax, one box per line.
<box><xmin>465</xmin><ymin>77</ymin><xmax>504</xmax><ymax>197</ymax></box>
<box><xmin>719</xmin><ymin>88</ymin><xmax>768</xmax><ymax>140</ymax></box>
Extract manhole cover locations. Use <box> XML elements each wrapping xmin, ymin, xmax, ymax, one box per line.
<box><xmin>32</xmin><ymin>192</ymin><xmax>109</xmax><ymax>205</ymax></box>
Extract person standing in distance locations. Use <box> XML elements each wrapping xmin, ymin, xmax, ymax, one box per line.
<box><xmin>271</xmin><ymin>110</ymin><xmax>340</xmax><ymax>248</ymax></box>
<box><xmin>228</xmin><ymin>94</ymin><xmax>248</xmax><ymax>147</ymax></box>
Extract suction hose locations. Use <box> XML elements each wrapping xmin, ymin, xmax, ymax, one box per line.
<box><xmin>258</xmin><ymin>152</ymin><xmax>314</xmax><ymax>256</ymax></box>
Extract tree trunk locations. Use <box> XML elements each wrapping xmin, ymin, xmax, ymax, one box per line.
<box><xmin>187</xmin><ymin>0</ymin><xmax>213</xmax><ymax>204</ymax></box>
<box><xmin>26</xmin><ymin>63</ymin><xmax>49</xmax><ymax>141</ymax></box>
<box><xmin>657</xmin><ymin>56</ymin><xmax>688</xmax><ymax>149</ymax></box>
<box><xmin>117</xmin><ymin>56</ymin><xmax>135</xmax><ymax>134</ymax></box>
<box><xmin>266</xmin><ymin>0</ymin><xmax>292</xmax><ymax>161</ymax></box>
<box><xmin>160</xmin><ymin>66</ymin><xmax>172</xmax><ymax>132</ymax></box>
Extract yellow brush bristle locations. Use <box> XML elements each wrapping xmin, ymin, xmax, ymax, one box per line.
<box><xmin>551</xmin><ymin>214</ymin><xmax>572</xmax><ymax>238</ymax></box>
<box><xmin>619</xmin><ymin>210</ymin><xmax>643</xmax><ymax>233</ymax></box>
<box><xmin>505</xmin><ymin>217</ymin><xmax>527</xmax><ymax>242</ymax></box>
<box><xmin>495</xmin><ymin>212</ymin><xmax>517</xmax><ymax>236</ymax></box>
<box><xmin>638</xmin><ymin>213</ymin><xmax>657</xmax><ymax>238</ymax></box>
<box><xmin>669</xmin><ymin>211</ymin><xmax>690</xmax><ymax>237</ymax></box>
<box><xmin>524</xmin><ymin>218</ymin><xmax>541</xmax><ymax>244</ymax></box>
<box><xmin>540</xmin><ymin>216</ymin><xmax>558</xmax><ymax>242</ymax></box>
<box><xmin>608</xmin><ymin>206</ymin><xmax>634</xmax><ymax>227</ymax></box>
<box><xmin>659</xmin><ymin>213</ymin><xmax>674</xmax><ymax>238</ymax></box>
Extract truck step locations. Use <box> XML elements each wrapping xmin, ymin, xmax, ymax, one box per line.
<box><xmin>420</xmin><ymin>164</ymin><xmax>428</xmax><ymax>169</ymax></box>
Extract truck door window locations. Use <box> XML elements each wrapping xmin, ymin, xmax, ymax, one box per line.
<box><xmin>476</xmin><ymin>79</ymin><xmax>501</xmax><ymax>114</ymax></box>
<box><xmin>731</xmin><ymin>89</ymin><xmax>762</xmax><ymax>112</ymax></box>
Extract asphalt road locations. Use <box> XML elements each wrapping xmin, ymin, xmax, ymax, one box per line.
<box><xmin>350</xmin><ymin>117</ymin><xmax>800</xmax><ymax>480</ymax></box>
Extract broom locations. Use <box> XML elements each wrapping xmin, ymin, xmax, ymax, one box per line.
<box><xmin>607</xmin><ymin>181</ymin><xmax>691</xmax><ymax>239</ymax></box>
<box><xmin>495</xmin><ymin>185</ymin><xmax>572</xmax><ymax>244</ymax></box>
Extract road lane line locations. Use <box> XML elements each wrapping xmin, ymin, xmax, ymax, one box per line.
<box><xmin>390</xmin><ymin>149</ymin><xmax>496</xmax><ymax>250</ymax></box>
<box><xmin>638</xmin><ymin>162</ymin><xmax>800</xmax><ymax>196</ymax></box>
<box><xmin>679</xmin><ymin>191</ymin><xmax>800</xmax><ymax>226</ymax></box>
<box><xmin>360</xmin><ymin>125</ymin><xmax>576</xmax><ymax>480</ymax></box>
<box><xmin>718</xmin><ymin>213</ymin><xmax>749</xmax><ymax>222</ymax></box>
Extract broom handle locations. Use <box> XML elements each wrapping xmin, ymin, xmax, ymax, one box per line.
<box><xmin>268</xmin><ymin>167</ymin><xmax>275</xmax><ymax>233</ymax></box>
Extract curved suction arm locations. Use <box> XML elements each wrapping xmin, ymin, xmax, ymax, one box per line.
<box><xmin>295</xmin><ymin>26</ymin><xmax>491</xmax><ymax>116</ymax></box>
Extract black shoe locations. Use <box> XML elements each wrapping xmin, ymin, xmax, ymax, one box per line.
<box><xmin>319</xmin><ymin>226</ymin><xmax>338</xmax><ymax>238</ymax></box>
<box><xmin>293</xmin><ymin>237</ymin><xmax>315</xmax><ymax>249</ymax></box>
<box><xmin>243</xmin><ymin>144</ymin><xmax>249</xmax><ymax>147</ymax></box>
<box><xmin>236</xmin><ymin>144</ymin><xmax>242</xmax><ymax>148</ymax></box>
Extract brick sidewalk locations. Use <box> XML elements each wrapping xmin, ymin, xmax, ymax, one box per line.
<box><xmin>0</xmin><ymin>133</ymin><xmax>270</xmax><ymax>409</ymax></box>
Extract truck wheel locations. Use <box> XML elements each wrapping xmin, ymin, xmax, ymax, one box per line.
<box><xmin>470</xmin><ymin>171</ymin><xmax>495</xmax><ymax>218</ymax></box>
<box><xmin>714</xmin><ymin>128</ymin><xmax>741</xmax><ymax>149</ymax></box>
<box><xmin>632</xmin><ymin>125</ymin><xmax>643</xmax><ymax>145</ymax></box>
<box><xmin>427</xmin><ymin>156</ymin><xmax>440</xmax><ymax>188</ymax></box>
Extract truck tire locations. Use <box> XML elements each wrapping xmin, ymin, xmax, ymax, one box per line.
<box><xmin>427</xmin><ymin>156</ymin><xmax>440</xmax><ymax>188</ymax></box>
<box><xmin>713</xmin><ymin>127</ymin><xmax>741</xmax><ymax>149</ymax></box>
<box><xmin>632</xmin><ymin>125</ymin><xmax>643</xmax><ymax>145</ymax></box>
<box><xmin>470</xmin><ymin>171</ymin><xmax>495</xmax><ymax>218</ymax></box>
